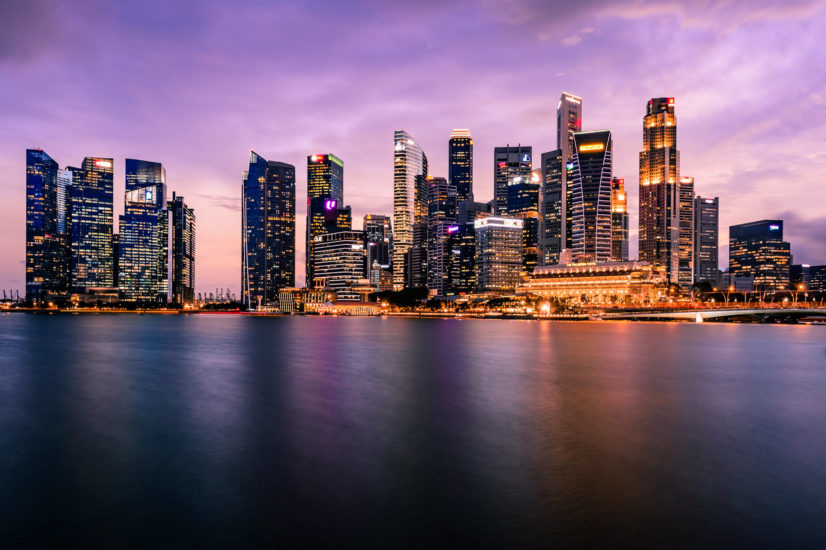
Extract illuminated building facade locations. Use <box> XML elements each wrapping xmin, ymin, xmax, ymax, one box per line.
<box><xmin>426</xmin><ymin>177</ymin><xmax>457</xmax><ymax>296</ymax></box>
<box><xmin>363</xmin><ymin>214</ymin><xmax>391</xmax><ymax>274</ymax></box>
<box><xmin>507</xmin><ymin>168</ymin><xmax>541</xmax><ymax>272</ymax></box>
<box><xmin>118</xmin><ymin>159</ymin><xmax>168</xmax><ymax>302</ymax></box>
<box><xmin>571</xmin><ymin>131</ymin><xmax>613</xmax><ymax>263</ymax></box>
<box><xmin>519</xmin><ymin>260</ymin><xmax>667</xmax><ymax>305</ymax></box>
<box><xmin>678</xmin><ymin>176</ymin><xmax>695</xmax><ymax>287</ymax></box>
<box><xmin>169</xmin><ymin>193</ymin><xmax>196</xmax><ymax>305</ymax></box>
<box><xmin>540</xmin><ymin>149</ymin><xmax>563</xmax><ymax>265</ymax></box>
<box><xmin>393</xmin><ymin>130</ymin><xmax>427</xmax><ymax>290</ymax></box>
<box><xmin>306</xmin><ymin>154</ymin><xmax>344</xmax><ymax>285</ymax></box>
<box><xmin>474</xmin><ymin>217</ymin><xmax>524</xmax><ymax>292</ymax></box>
<box><xmin>70</xmin><ymin>156</ymin><xmax>115</xmax><ymax>292</ymax></box>
<box><xmin>447</xmin><ymin>202</ymin><xmax>491</xmax><ymax>294</ymax></box>
<box><xmin>611</xmin><ymin>177</ymin><xmax>629</xmax><ymax>261</ymax></box>
<box><xmin>312</xmin><ymin>230</ymin><xmax>366</xmax><ymax>301</ymax></box>
<box><xmin>639</xmin><ymin>97</ymin><xmax>680</xmax><ymax>283</ymax></box>
<box><xmin>791</xmin><ymin>264</ymin><xmax>826</xmax><ymax>292</ymax></box>
<box><xmin>558</xmin><ymin>92</ymin><xmax>582</xmax><ymax>249</ymax></box>
<box><xmin>25</xmin><ymin>149</ymin><xmax>69</xmax><ymax>301</ymax></box>
<box><xmin>493</xmin><ymin>145</ymin><xmax>532</xmax><ymax>216</ymax></box>
<box><xmin>693</xmin><ymin>196</ymin><xmax>718</xmax><ymax>284</ymax></box>
<box><xmin>449</xmin><ymin>129</ymin><xmax>473</xmax><ymax>202</ymax></box>
<box><xmin>729</xmin><ymin>220</ymin><xmax>791</xmax><ymax>291</ymax></box>
<box><xmin>242</xmin><ymin>152</ymin><xmax>295</xmax><ymax>308</ymax></box>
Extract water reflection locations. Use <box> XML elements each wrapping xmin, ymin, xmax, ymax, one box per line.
<box><xmin>0</xmin><ymin>315</ymin><xmax>825</xmax><ymax>547</ymax></box>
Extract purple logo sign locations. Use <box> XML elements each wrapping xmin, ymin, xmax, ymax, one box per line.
<box><xmin>324</xmin><ymin>199</ymin><xmax>337</xmax><ymax>211</ymax></box>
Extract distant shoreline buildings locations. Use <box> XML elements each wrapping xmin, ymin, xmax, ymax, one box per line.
<box><xmin>22</xmin><ymin>92</ymin><xmax>823</xmax><ymax>308</ymax></box>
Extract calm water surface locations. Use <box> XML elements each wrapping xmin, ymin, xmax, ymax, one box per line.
<box><xmin>1</xmin><ymin>314</ymin><xmax>825</xmax><ymax>548</ymax></box>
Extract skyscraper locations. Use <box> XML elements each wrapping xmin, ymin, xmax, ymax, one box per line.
<box><xmin>363</xmin><ymin>214</ymin><xmax>391</xmax><ymax>272</ymax></box>
<box><xmin>449</xmin><ymin>129</ymin><xmax>473</xmax><ymax>202</ymax></box>
<box><xmin>169</xmin><ymin>193</ymin><xmax>196</xmax><ymax>305</ymax></box>
<box><xmin>242</xmin><ymin>151</ymin><xmax>295</xmax><ymax>308</ymax></box>
<box><xmin>693</xmin><ymin>196</ymin><xmax>719</xmax><ymax>284</ymax></box>
<box><xmin>540</xmin><ymin>149</ymin><xmax>563</xmax><ymax>265</ymax></box>
<box><xmin>611</xmin><ymin>177</ymin><xmax>629</xmax><ymax>262</ymax></box>
<box><xmin>306</xmin><ymin>154</ymin><xmax>344</xmax><ymax>285</ymax></box>
<box><xmin>392</xmin><ymin>130</ymin><xmax>427</xmax><ymax>290</ymax></box>
<box><xmin>558</xmin><ymin>92</ymin><xmax>582</xmax><ymax>249</ymax></box>
<box><xmin>639</xmin><ymin>97</ymin><xmax>680</xmax><ymax>283</ymax></box>
<box><xmin>729</xmin><ymin>220</ymin><xmax>790</xmax><ymax>291</ymax></box>
<box><xmin>493</xmin><ymin>145</ymin><xmax>532</xmax><ymax>216</ymax></box>
<box><xmin>118</xmin><ymin>159</ymin><xmax>168</xmax><ymax>302</ymax></box>
<box><xmin>70</xmin><ymin>156</ymin><xmax>115</xmax><ymax>292</ymax></box>
<box><xmin>426</xmin><ymin>176</ymin><xmax>457</xmax><ymax>296</ymax></box>
<box><xmin>678</xmin><ymin>176</ymin><xmax>695</xmax><ymax>286</ymax></box>
<box><xmin>506</xmin><ymin>168</ymin><xmax>541</xmax><ymax>272</ymax></box>
<box><xmin>25</xmin><ymin>149</ymin><xmax>64</xmax><ymax>302</ymax></box>
<box><xmin>475</xmin><ymin>217</ymin><xmax>524</xmax><ymax>292</ymax></box>
<box><xmin>570</xmin><ymin>130</ymin><xmax>613</xmax><ymax>263</ymax></box>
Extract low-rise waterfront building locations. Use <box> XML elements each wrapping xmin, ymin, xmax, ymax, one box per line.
<box><xmin>519</xmin><ymin>260</ymin><xmax>667</xmax><ymax>305</ymax></box>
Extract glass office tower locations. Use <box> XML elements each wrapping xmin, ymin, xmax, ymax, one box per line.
<box><xmin>306</xmin><ymin>154</ymin><xmax>344</xmax><ymax>286</ymax></box>
<box><xmin>540</xmin><ymin>149</ymin><xmax>563</xmax><ymax>265</ymax></box>
<box><xmin>70</xmin><ymin>156</ymin><xmax>115</xmax><ymax>292</ymax></box>
<box><xmin>611</xmin><ymin>177</ymin><xmax>629</xmax><ymax>262</ymax></box>
<box><xmin>558</xmin><ymin>92</ymin><xmax>583</xmax><ymax>250</ymax></box>
<box><xmin>169</xmin><ymin>193</ymin><xmax>196</xmax><ymax>305</ymax></box>
<box><xmin>392</xmin><ymin>130</ymin><xmax>427</xmax><ymax>290</ymax></box>
<box><xmin>493</xmin><ymin>145</ymin><xmax>532</xmax><ymax>216</ymax></box>
<box><xmin>118</xmin><ymin>159</ymin><xmax>168</xmax><ymax>302</ymax></box>
<box><xmin>729</xmin><ymin>220</ymin><xmax>790</xmax><ymax>291</ymax></box>
<box><xmin>242</xmin><ymin>151</ymin><xmax>295</xmax><ymax>308</ymax></box>
<box><xmin>570</xmin><ymin>131</ymin><xmax>613</xmax><ymax>263</ymax></box>
<box><xmin>678</xmin><ymin>176</ymin><xmax>695</xmax><ymax>286</ymax></box>
<box><xmin>449</xmin><ymin>129</ymin><xmax>473</xmax><ymax>202</ymax></box>
<box><xmin>639</xmin><ymin>97</ymin><xmax>680</xmax><ymax>283</ymax></box>
<box><xmin>25</xmin><ymin>148</ymin><xmax>64</xmax><ymax>301</ymax></box>
<box><xmin>693</xmin><ymin>196</ymin><xmax>719</xmax><ymax>284</ymax></box>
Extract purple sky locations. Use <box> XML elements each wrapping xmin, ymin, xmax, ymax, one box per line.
<box><xmin>3</xmin><ymin>0</ymin><xmax>826</xmax><ymax>293</ymax></box>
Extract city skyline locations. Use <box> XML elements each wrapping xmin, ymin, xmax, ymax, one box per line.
<box><xmin>4</xmin><ymin>1</ymin><xmax>826</xmax><ymax>293</ymax></box>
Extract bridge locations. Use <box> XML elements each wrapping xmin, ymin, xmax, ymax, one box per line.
<box><xmin>600</xmin><ymin>308</ymin><xmax>826</xmax><ymax>323</ymax></box>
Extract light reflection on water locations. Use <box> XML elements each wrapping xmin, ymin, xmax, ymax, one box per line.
<box><xmin>1</xmin><ymin>315</ymin><xmax>825</xmax><ymax>547</ymax></box>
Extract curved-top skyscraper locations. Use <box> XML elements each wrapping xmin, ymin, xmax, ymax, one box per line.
<box><xmin>392</xmin><ymin>130</ymin><xmax>426</xmax><ymax>290</ymax></box>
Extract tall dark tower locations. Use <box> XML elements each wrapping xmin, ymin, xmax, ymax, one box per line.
<box><xmin>242</xmin><ymin>151</ymin><xmax>295</xmax><ymax>308</ymax></box>
<box><xmin>25</xmin><ymin>148</ymin><xmax>64</xmax><ymax>302</ymax></box>
<box><xmin>70</xmin><ymin>156</ymin><xmax>115</xmax><ymax>292</ymax></box>
<box><xmin>306</xmin><ymin>154</ymin><xmax>344</xmax><ymax>286</ymax></box>
<box><xmin>639</xmin><ymin>97</ymin><xmax>680</xmax><ymax>283</ymax></box>
<box><xmin>448</xmin><ymin>129</ymin><xmax>473</xmax><ymax>202</ymax></box>
<box><xmin>571</xmin><ymin>131</ymin><xmax>613</xmax><ymax>263</ymax></box>
<box><xmin>493</xmin><ymin>145</ymin><xmax>532</xmax><ymax>216</ymax></box>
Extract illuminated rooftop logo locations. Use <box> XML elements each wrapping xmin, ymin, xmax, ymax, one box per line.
<box><xmin>578</xmin><ymin>143</ymin><xmax>604</xmax><ymax>153</ymax></box>
<box><xmin>324</xmin><ymin>199</ymin><xmax>338</xmax><ymax>211</ymax></box>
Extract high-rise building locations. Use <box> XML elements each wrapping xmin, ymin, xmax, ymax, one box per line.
<box><xmin>70</xmin><ymin>157</ymin><xmax>115</xmax><ymax>292</ymax></box>
<box><xmin>474</xmin><ymin>217</ymin><xmax>524</xmax><ymax>292</ymax></box>
<box><xmin>540</xmin><ymin>149</ymin><xmax>564</xmax><ymax>265</ymax></box>
<box><xmin>678</xmin><ymin>176</ymin><xmax>695</xmax><ymax>287</ymax></box>
<box><xmin>693</xmin><ymin>196</ymin><xmax>718</xmax><ymax>284</ymax></box>
<box><xmin>792</xmin><ymin>264</ymin><xmax>826</xmax><ymax>292</ymax></box>
<box><xmin>449</xmin><ymin>129</ymin><xmax>473</xmax><ymax>202</ymax></box>
<box><xmin>118</xmin><ymin>159</ymin><xmax>168</xmax><ymax>302</ymax></box>
<box><xmin>507</xmin><ymin>168</ymin><xmax>541</xmax><ymax>272</ymax></box>
<box><xmin>639</xmin><ymin>97</ymin><xmax>680</xmax><ymax>283</ymax></box>
<box><xmin>242</xmin><ymin>151</ymin><xmax>295</xmax><ymax>308</ymax></box>
<box><xmin>363</xmin><ymin>214</ymin><xmax>392</xmax><ymax>273</ymax></box>
<box><xmin>25</xmin><ymin>149</ymin><xmax>67</xmax><ymax>302</ymax></box>
<box><xmin>169</xmin><ymin>193</ymin><xmax>196</xmax><ymax>305</ymax></box>
<box><xmin>392</xmin><ymin>130</ymin><xmax>427</xmax><ymax>290</ymax></box>
<box><xmin>570</xmin><ymin>131</ymin><xmax>613</xmax><ymax>263</ymax></box>
<box><xmin>312</xmin><ymin>230</ymin><xmax>366</xmax><ymax>301</ymax></box>
<box><xmin>611</xmin><ymin>177</ymin><xmax>629</xmax><ymax>262</ymax></box>
<box><xmin>493</xmin><ymin>145</ymin><xmax>532</xmax><ymax>216</ymax></box>
<box><xmin>306</xmin><ymin>154</ymin><xmax>344</xmax><ymax>286</ymax></box>
<box><xmin>447</xmin><ymin>202</ymin><xmax>491</xmax><ymax>294</ymax></box>
<box><xmin>729</xmin><ymin>220</ymin><xmax>791</xmax><ymax>291</ymax></box>
<box><xmin>426</xmin><ymin>177</ymin><xmax>457</xmax><ymax>296</ymax></box>
<box><xmin>558</xmin><ymin>92</ymin><xmax>583</xmax><ymax>249</ymax></box>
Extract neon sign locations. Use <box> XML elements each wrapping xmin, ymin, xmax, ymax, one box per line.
<box><xmin>579</xmin><ymin>143</ymin><xmax>604</xmax><ymax>152</ymax></box>
<box><xmin>324</xmin><ymin>199</ymin><xmax>337</xmax><ymax>211</ymax></box>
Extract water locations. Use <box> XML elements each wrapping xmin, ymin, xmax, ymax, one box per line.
<box><xmin>1</xmin><ymin>314</ymin><xmax>825</xmax><ymax>548</ymax></box>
